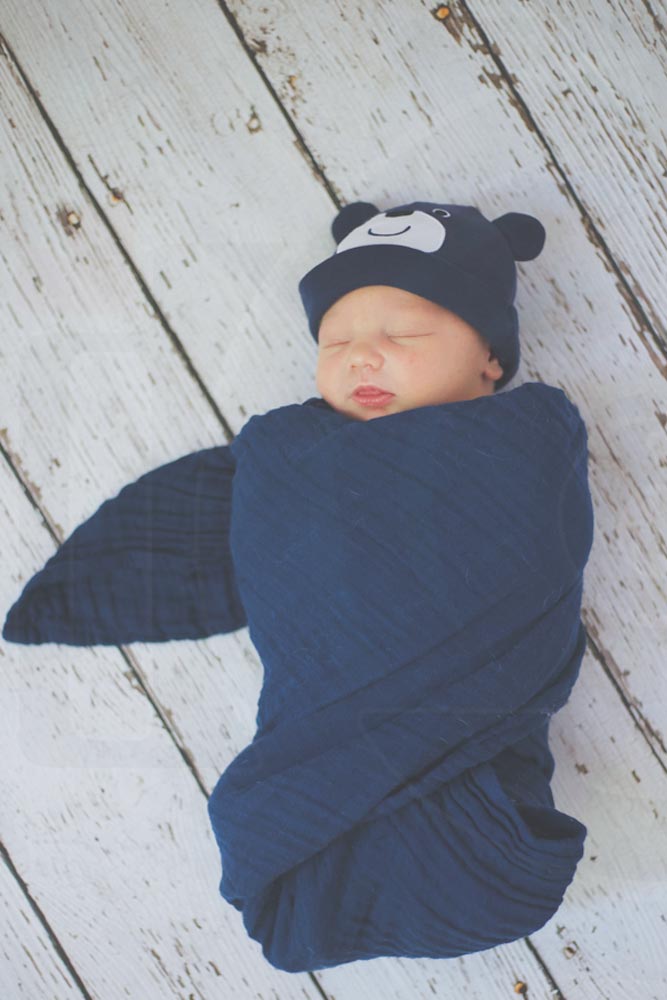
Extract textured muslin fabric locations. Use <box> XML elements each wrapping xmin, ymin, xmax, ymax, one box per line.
<box><xmin>3</xmin><ymin>447</ymin><xmax>246</xmax><ymax>645</ymax></box>
<box><xmin>3</xmin><ymin>381</ymin><xmax>594</xmax><ymax>973</ymax></box>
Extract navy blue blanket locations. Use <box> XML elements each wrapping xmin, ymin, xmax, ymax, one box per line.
<box><xmin>3</xmin><ymin>382</ymin><xmax>594</xmax><ymax>972</ymax></box>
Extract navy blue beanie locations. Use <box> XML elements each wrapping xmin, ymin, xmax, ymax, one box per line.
<box><xmin>298</xmin><ymin>201</ymin><xmax>546</xmax><ymax>392</ymax></box>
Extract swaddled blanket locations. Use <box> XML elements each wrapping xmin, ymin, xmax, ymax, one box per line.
<box><xmin>3</xmin><ymin>381</ymin><xmax>594</xmax><ymax>973</ymax></box>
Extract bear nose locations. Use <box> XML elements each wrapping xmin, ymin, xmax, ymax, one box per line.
<box><xmin>384</xmin><ymin>208</ymin><xmax>414</xmax><ymax>218</ymax></box>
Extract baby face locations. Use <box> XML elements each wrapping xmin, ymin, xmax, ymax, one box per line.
<box><xmin>315</xmin><ymin>285</ymin><xmax>504</xmax><ymax>421</ymax></box>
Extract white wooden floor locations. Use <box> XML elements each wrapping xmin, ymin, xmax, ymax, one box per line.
<box><xmin>1</xmin><ymin>1</ymin><xmax>666</xmax><ymax>997</ymax></box>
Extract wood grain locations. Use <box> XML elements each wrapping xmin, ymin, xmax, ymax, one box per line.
<box><xmin>1</xmin><ymin>0</ymin><xmax>666</xmax><ymax>996</ymax></box>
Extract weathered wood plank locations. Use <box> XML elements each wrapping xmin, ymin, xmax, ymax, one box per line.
<box><xmin>0</xmin><ymin>0</ymin><xmax>331</xmax><ymax>424</ymax></box>
<box><xmin>531</xmin><ymin>657</ymin><xmax>667</xmax><ymax>995</ymax></box>
<box><xmin>469</xmin><ymin>0</ymin><xmax>667</xmax><ymax>344</ymax></box>
<box><xmin>0</xmin><ymin>849</ymin><xmax>84</xmax><ymax>999</ymax></box>
<box><xmin>1</xmin><ymin>0</ymin><xmax>666</xmax><ymax>995</ymax></box>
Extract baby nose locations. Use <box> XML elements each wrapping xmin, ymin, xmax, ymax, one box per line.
<box><xmin>350</xmin><ymin>340</ymin><xmax>383</xmax><ymax>366</ymax></box>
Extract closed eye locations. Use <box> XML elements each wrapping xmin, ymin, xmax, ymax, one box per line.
<box><xmin>322</xmin><ymin>333</ymin><xmax>433</xmax><ymax>347</ymax></box>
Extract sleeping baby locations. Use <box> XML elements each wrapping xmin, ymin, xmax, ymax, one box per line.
<box><xmin>316</xmin><ymin>278</ymin><xmax>505</xmax><ymax>419</ymax></box>
<box><xmin>3</xmin><ymin>200</ymin><xmax>595</xmax><ymax>974</ymax></box>
<box><xmin>308</xmin><ymin>201</ymin><xmax>514</xmax><ymax>421</ymax></box>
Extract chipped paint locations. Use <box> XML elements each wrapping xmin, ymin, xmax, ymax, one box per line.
<box><xmin>56</xmin><ymin>205</ymin><xmax>81</xmax><ymax>234</ymax></box>
<box><xmin>246</xmin><ymin>106</ymin><xmax>262</xmax><ymax>132</ymax></box>
<box><xmin>0</xmin><ymin>426</ymin><xmax>44</xmax><ymax>504</ymax></box>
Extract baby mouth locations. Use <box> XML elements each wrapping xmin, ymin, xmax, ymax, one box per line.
<box><xmin>351</xmin><ymin>385</ymin><xmax>393</xmax><ymax>397</ymax></box>
<box><xmin>351</xmin><ymin>387</ymin><xmax>395</xmax><ymax>407</ymax></box>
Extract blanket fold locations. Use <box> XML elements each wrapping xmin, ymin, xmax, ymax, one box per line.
<box><xmin>3</xmin><ymin>447</ymin><xmax>247</xmax><ymax>645</ymax></box>
<box><xmin>3</xmin><ymin>381</ymin><xmax>594</xmax><ymax>973</ymax></box>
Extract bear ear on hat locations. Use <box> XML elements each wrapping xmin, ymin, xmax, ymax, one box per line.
<box><xmin>492</xmin><ymin>212</ymin><xmax>546</xmax><ymax>262</ymax></box>
<box><xmin>331</xmin><ymin>201</ymin><xmax>379</xmax><ymax>245</ymax></box>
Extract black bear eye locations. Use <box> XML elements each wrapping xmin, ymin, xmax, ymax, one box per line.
<box><xmin>433</xmin><ymin>208</ymin><xmax>450</xmax><ymax>218</ymax></box>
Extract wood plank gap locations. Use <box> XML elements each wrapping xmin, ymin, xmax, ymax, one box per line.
<box><xmin>0</xmin><ymin>839</ymin><xmax>95</xmax><ymax>1000</ymax></box>
<box><xmin>212</xmin><ymin>0</ymin><xmax>343</xmax><ymax>207</ymax></box>
<box><xmin>582</xmin><ymin>611</ymin><xmax>667</xmax><ymax>774</ymax></box>
<box><xmin>523</xmin><ymin>934</ymin><xmax>569</xmax><ymax>1000</ymax></box>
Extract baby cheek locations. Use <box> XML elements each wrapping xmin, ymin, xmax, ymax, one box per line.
<box><xmin>318</xmin><ymin>351</ymin><xmax>346</xmax><ymax>380</ymax></box>
<box><xmin>398</xmin><ymin>349</ymin><xmax>425</xmax><ymax>371</ymax></box>
<box><xmin>315</xmin><ymin>355</ymin><xmax>335</xmax><ymax>393</ymax></box>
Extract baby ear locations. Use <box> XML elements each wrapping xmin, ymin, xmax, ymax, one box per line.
<box><xmin>331</xmin><ymin>201</ymin><xmax>379</xmax><ymax>245</ymax></box>
<box><xmin>492</xmin><ymin>212</ymin><xmax>546</xmax><ymax>261</ymax></box>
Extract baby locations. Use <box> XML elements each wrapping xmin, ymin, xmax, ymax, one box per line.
<box><xmin>4</xmin><ymin>200</ymin><xmax>595</xmax><ymax>975</ymax></box>
<box><xmin>298</xmin><ymin>199</ymin><xmax>545</xmax><ymax>420</ymax></box>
